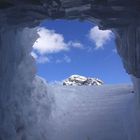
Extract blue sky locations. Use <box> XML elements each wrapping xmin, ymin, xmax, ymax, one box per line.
<box><xmin>31</xmin><ymin>20</ymin><xmax>131</xmax><ymax>84</ymax></box>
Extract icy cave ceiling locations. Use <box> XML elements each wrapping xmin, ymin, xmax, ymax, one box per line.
<box><xmin>0</xmin><ymin>0</ymin><xmax>140</xmax><ymax>28</ymax></box>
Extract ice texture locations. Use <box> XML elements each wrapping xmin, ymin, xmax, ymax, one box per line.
<box><xmin>0</xmin><ymin>27</ymin><xmax>52</xmax><ymax>140</ymax></box>
<box><xmin>115</xmin><ymin>27</ymin><xmax>140</xmax><ymax>100</ymax></box>
<box><xmin>131</xmin><ymin>76</ymin><xmax>140</xmax><ymax>105</ymax></box>
<box><xmin>47</xmin><ymin>84</ymin><xmax>140</xmax><ymax>140</ymax></box>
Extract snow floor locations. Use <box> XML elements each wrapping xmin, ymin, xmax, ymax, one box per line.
<box><xmin>46</xmin><ymin>84</ymin><xmax>140</xmax><ymax>140</ymax></box>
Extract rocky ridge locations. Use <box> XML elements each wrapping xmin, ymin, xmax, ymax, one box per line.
<box><xmin>63</xmin><ymin>75</ymin><xmax>103</xmax><ymax>86</ymax></box>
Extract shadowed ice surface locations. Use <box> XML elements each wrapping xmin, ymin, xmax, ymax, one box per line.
<box><xmin>47</xmin><ymin>84</ymin><xmax>140</xmax><ymax>140</ymax></box>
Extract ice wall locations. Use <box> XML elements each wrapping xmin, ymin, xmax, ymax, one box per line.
<box><xmin>0</xmin><ymin>27</ymin><xmax>52</xmax><ymax>140</ymax></box>
<box><xmin>115</xmin><ymin>26</ymin><xmax>140</xmax><ymax>78</ymax></box>
<box><xmin>131</xmin><ymin>76</ymin><xmax>140</xmax><ymax>105</ymax></box>
<box><xmin>115</xmin><ymin>26</ymin><xmax>140</xmax><ymax>104</ymax></box>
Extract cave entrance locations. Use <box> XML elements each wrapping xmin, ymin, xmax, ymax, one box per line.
<box><xmin>30</xmin><ymin>20</ymin><xmax>133</xmax><ymax>140</ymax></box>
<box><xmin>31</xmin><ymin>20</ymin><xmax>131</xmax><ymax>85</ymax></box>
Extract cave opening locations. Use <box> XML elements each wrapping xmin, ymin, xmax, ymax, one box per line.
<box><xmin>0</xmin><ymin>19</ymin><xmax>137</xmax><ymax>140</ymax></box>
<box><xmin>0</xmin><ymin>1</ymin><xmax>140</xmax><ymax>139</ymax></box>
<box><xmin>31</xmin><ymin>19</ymin><xmax>131</xmax><ymax>85</ymax></box>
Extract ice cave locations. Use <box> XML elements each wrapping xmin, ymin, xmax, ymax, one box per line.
<box><xmin>0</xmin><ymin>0</ymin><xmax>140</xmax><ymax>140</ymax></box>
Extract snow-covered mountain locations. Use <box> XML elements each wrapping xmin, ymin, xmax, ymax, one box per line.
<box><xmin>63</xmin><ymin>75</ymin><xmax>103</xmax><ymax>86</ymax></box>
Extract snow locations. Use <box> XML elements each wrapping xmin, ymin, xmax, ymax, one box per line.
<box><xmin>131</xmin><ymin>76</ymin><xmax>140</xmax><ymax>105</ymax></box>
<box><xmin>0</xmin><ymin>74</ymin><xmax>51</xmax><ymax>140</ymax></box>
<box><xmin>46</xmin><ymin>84</ymin><xmax>140</xmax><ymax>140</ymax></box>
<box><xmin>0</xmin><ymin>27</ymin><xmax>39</xmax><ymax>140</ymax></box>
<box><xmin>63</xmin><ymin>75</ymin><xmax>103</xmax><ymax>86</ymax></box>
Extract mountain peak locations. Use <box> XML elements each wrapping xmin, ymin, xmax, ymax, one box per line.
<box><xmin>63</xmin><ymin>75</ymin><xmax>103</xmax><ymax>86</ymax></box>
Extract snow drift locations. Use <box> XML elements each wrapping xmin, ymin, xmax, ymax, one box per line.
<box><xmin>0</xmin><ymin>28</ymin><xmax>52</xmax><ymax>140</ymax></box>
<box><xmin>45</xmin><ymin>84</ymin><xmax>140</xmax><ymax>140</ymax></box>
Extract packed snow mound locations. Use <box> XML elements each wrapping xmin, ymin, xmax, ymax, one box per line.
<box><xmin>47</xmin><ymin>84</ymin><xmax>140</xmax><ymax>140</ymax></box>
<box><xmin>63</xmin><ymin>75</ymin><xmax>103</xmax><ymax>86</ymax></box>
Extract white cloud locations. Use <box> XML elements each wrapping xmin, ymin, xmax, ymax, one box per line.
<box><xmin>89</xmin><ymin>26</ymin><xmax>113</xmax><ymax>49</ymax></box>
<box><xmin>56</xmin><ymin>59</ymin><xmax>62</xmax><ymax>64</ymax></box>
<box><xmin>33</xmin><ymin>27</ymin><xmax>69</xmax><ymax>54</ymax></box>
<box><xmin>64</xmin><ymin>55</ymin><xmax>71</xmax><ymax>63</ymax></box>
<box><xmin>31</xmin><ymin>51</ymin><xmax>38</xmax><ymax>59</ymax></box>
<box><xmin>56</xmin><ymin>55</ymin><xmax>71</xmax><ymax>64</ymax></box>
<box><xmin>37</xmin><ymin>56</ymin><xmax>50</xmax><ymax>64</ymax></box>
<box><xmin>32</xmin><ymin>27</ymin><xmax>84</xmax><ymax>64</ymax></box>
<box><xmin>68</xmin><ymin>41</ymin><xmax>83</xmax><ymax>49</ymax></box>
<box><xmin>112</xmin><ymin>48</ymin><xmax>117</xmax><ymax>53</ymax></box>
<box><xmin>33</xmin><ymin>28</ymin><xmax>84</xmax><ymax>54</ymax></box>
<box><xmin>31</xmin><ymin>51</ymin><xmax>50</xmax><ymax>64</ymax></box>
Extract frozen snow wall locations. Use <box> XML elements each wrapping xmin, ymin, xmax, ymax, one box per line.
<box><xmin>115</xmin><ymin>26</ymin><xmax>140</xmax><ymax>104</ymax></box>
<box><xmin>0</xmin><ymin>27</ymin><xmax>34</xmax><ymax>139</ymax></box>
<box><xmin>0</xmin><ymin>27</ymin><xmax>52</xmax><ymax>140</ymax></box>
